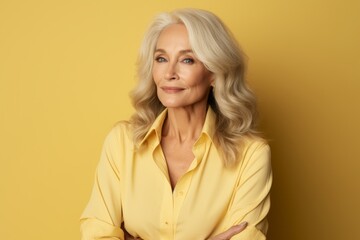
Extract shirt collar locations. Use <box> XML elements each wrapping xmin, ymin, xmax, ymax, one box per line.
<box><xmin>139</xmin><ymin>106</ymin><xmax>217</xmax><ymax>147</ymax></box>
<box><xmin>139</xmin><ymin>108</ymin><xmax>168</xmax><ymax>147</ymax></box>
<box><xmin>200</xmin><ymin>106</ymin><xmax>216</xmax><ymax>143</ymax></box>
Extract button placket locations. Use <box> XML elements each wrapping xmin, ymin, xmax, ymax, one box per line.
<box><xmin>159</xmin><ymin>185</ymin><xmax>174</xmax><ymax>238</ymax></box>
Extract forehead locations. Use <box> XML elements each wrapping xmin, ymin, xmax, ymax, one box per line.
<box><xmin>156</xmin><ymin>23</ymin><xmax>190</xmax><ymax>49</ymax></box>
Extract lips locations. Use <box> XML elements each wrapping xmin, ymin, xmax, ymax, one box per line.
<box><xmin>160</xmin><ymin>86</ymin><xmax>185</xmax><ymax>93</ymax></box>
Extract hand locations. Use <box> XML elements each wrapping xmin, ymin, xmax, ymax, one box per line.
<box><xmin>122</xmin><ymin>223</ymin><xmax>143</xmax><ymax>240</ymax></box>
<box><xmin>124</xmin><ymin>229</ymin><xmax>143</xmax><ymax>240</ymax></box>
<box><xmin>208</xmin><ymin>222</ymin><xmax>248</xmax><ymax>240</ymax></box>
<box><xmin>124</xmin><ymin>231</ymin><xmax>143</xmax><ymax>240</ymax></box>
<box><xmin>123</xmin><ymin>221</ymin><xmax>247</xmax><ymax>240</ymax></box>
<box><xmin>124</xmin><ymin>235</ymin><xmax>142</xmax><ymax>240</ymax></box>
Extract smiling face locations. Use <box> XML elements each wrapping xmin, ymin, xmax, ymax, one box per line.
<box><xmin>152</xmin><ymin>23</ymin><xmax>213</xmax><ymax>110</ymax></box>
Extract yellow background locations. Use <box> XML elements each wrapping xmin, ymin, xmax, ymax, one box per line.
<box><xmin>1</xmin><ymin>0</ymin><xmax>359</xmax><ymax>239</ymax></box>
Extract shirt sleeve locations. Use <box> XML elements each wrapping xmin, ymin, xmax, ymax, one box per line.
<box><xmin>80</xmin><ymin>126</ymin><xmax>124</xmax><ymax>240</ymax></box>
<box><xmin>225</xmin><ymin>141</ymin><xmax>272</xmax><ymax>240</ymax></box>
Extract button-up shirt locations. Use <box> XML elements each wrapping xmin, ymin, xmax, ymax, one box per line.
<box><xmin>80</xmin><ymin>107</ymin><xmax>272</xmax><ymax>240</ymax></box>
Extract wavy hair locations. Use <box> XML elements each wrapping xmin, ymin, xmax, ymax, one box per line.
<box><xmin>130</xmin><ymin>8</ymin><xmax>260</xmax><ymax>166</ymax></box>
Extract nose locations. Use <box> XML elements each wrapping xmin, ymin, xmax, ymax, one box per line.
<box><xmin>164</xmin><ymin>61</ymin><xmax>178</xmax><ymax>81</ymax></box>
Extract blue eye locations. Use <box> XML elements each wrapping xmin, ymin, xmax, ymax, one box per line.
<box><xmin>183</xmin><ymin>58</ymin><xmax>194</xmax><ymax>64</ymax></box>
<box><xmin>155</xmin><ymin>56</ymin><xmax>167</xmax><ymax>62</ymax></box>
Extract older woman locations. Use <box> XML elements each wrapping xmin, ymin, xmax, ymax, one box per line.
<box><xmin>80</xmin><ymin>8</ymin><xmax>272</xmax><ymax>240</ymax></box>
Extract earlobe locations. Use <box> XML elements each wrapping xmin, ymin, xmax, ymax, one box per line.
<box><xmin>209</xmin><ymin>73</ymin><xmax>215</xmax><ymax>87</ymax></box>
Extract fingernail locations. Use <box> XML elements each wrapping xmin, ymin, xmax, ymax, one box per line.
<box><xmin>239</xmin><ymin>222</ymin><xmax>248</xmax><ymax>227</ymax></box>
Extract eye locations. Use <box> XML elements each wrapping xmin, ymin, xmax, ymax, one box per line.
<box><xmin>182</xmin><ymin>58</ymin><xmax>194</xmax><ymax>64</ymax></box>
<box><xmin>155</xmin><ymin>56</ymin><xmax>167</xmax><ymax>63</ymax></box>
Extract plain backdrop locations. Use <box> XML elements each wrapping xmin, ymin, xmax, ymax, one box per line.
<box><xmin>1</xmin><ymin>0</ymin><xmax>359</xmax><ymax>239</ymax></box>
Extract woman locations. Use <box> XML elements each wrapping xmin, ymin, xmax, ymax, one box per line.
<box><xmin>80</xmin><ymin>8</ymin><xmax>272</xmax><ymax>240</ymax></box>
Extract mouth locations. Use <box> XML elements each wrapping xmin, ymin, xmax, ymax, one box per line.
<box><xmin>160</xmin><ymin>86</ymin><xmax>185</xmax><ymax>93</ymax></box>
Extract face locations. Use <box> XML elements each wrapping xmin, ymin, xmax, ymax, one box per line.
<box><xmin>152</xmin><ymin>23</ymin><xmax>213</xmax><ymax>109</ymax></box>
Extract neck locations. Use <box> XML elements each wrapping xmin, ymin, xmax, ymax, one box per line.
<box><xmin>162</xmin><ymin>104</ymin><xmax>208</xmax><ymax>143</ymax></box>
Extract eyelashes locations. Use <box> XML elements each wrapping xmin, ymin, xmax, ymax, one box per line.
<box><xmin>154</xmin><ymin>56</ymin><xmax>195</xmax><ymax>64</ymax></box>
<box><xmin>155</xmin><ymin>56</ymin><xmax>167</xmax><ymax>63</ymax></box>
<box><xmin>182</xmin><ymin>58</ymin><xmax>194</xmax><ymax>64</ymax></box>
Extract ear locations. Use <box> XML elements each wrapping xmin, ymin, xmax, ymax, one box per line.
<box><xmin>209</xmin><ymin>73</ymin><xmax>215</xmax><ymax>87</ymax></box>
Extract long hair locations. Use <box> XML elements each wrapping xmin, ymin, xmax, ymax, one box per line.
<box><xmin>130</xmin><ymin>8</ymin><xmax>260</xmax><ymax>166</ymax></box>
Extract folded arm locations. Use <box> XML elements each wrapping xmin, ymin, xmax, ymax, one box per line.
<box><xmin>80</xmin><ymin>127</ymin><xmax>124</xmax><ymax>240</ymax></box>
<box><xmin>221</xmin><ymin>142</ymin><xmax>272</xmax><ymax>240</ymax></box>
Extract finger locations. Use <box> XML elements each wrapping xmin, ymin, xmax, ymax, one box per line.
<box><xmin>219</xmin><ymin>222</ymin><xmax>248</xmax><ymax>239</ymax></box>
<box><xmin>124</xmin><ymin>230</ymin><xmax>143</xmax><ymax>240</ymax></box>
<box><xmin>125</xmin><ymin>235</ymin><xmax>143</xmax><ymax>240</ymax></box>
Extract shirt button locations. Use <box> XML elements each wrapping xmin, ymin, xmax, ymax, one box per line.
<box><xmin>165</xmin><ymin>221</ymin><xmax>168</xmax><ymax>225</ymax></box>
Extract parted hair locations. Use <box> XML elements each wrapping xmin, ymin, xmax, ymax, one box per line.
<box><xmin>130</xmin><ymin>8</ymin><xmax>260</xmax><ymax>166</ymax></box>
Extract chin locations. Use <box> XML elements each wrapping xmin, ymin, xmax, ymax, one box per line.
<box><xmin>161</xmin><ymin>102</ymin><xmax>185</xmax><ymax>108</ymax></box>
<box><xmin>158</xmin><ymin>97</ymin><xmax>185</xmax><ymax>108</ymax></box>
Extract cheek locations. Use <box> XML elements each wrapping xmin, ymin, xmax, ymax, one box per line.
<box><xmin>152</xmin><ymin>66</ymin><xmax>161</xmax><ymax>85</ymax></box>
<box><xmin>190</xmin><ymin>71</ymin><xmax>212</xmax><ymax>88</ymax></box>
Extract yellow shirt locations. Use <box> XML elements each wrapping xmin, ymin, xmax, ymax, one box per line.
<box><xmin>80</xmin><ymin>108</ymin><xmax>272</xmax><ymax>240</ymax></box>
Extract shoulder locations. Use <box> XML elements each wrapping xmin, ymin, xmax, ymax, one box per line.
<box><xmin>239</xmin><ymin>136</ymin><xmax>271</xmax><ymax>169</ymax></box>
<box><xmin>99</xmin><ymin>121</ymin><xmax>135</xmax><ymax>168</ymax></box>
<box><xmin>103</xmin><ymin>121</ymin><xmax>133</xmax><ymax>148</ymax></box>
<box><xmin>242</xmin><ymin>136</ymin><xmax>270</xmax><ymax>155</ymax></box>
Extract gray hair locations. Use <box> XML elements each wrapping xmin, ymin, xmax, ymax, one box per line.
<box><xmin>130</xmin><ymin>8</ymin><xmax>260</xmax><ymax>166</ymax></box>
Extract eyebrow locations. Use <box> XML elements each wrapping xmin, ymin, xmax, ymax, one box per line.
<box><xmin>154</xmin><ymin>49</ymin><xmax>193</xmax><ymax>54</ymax></box>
